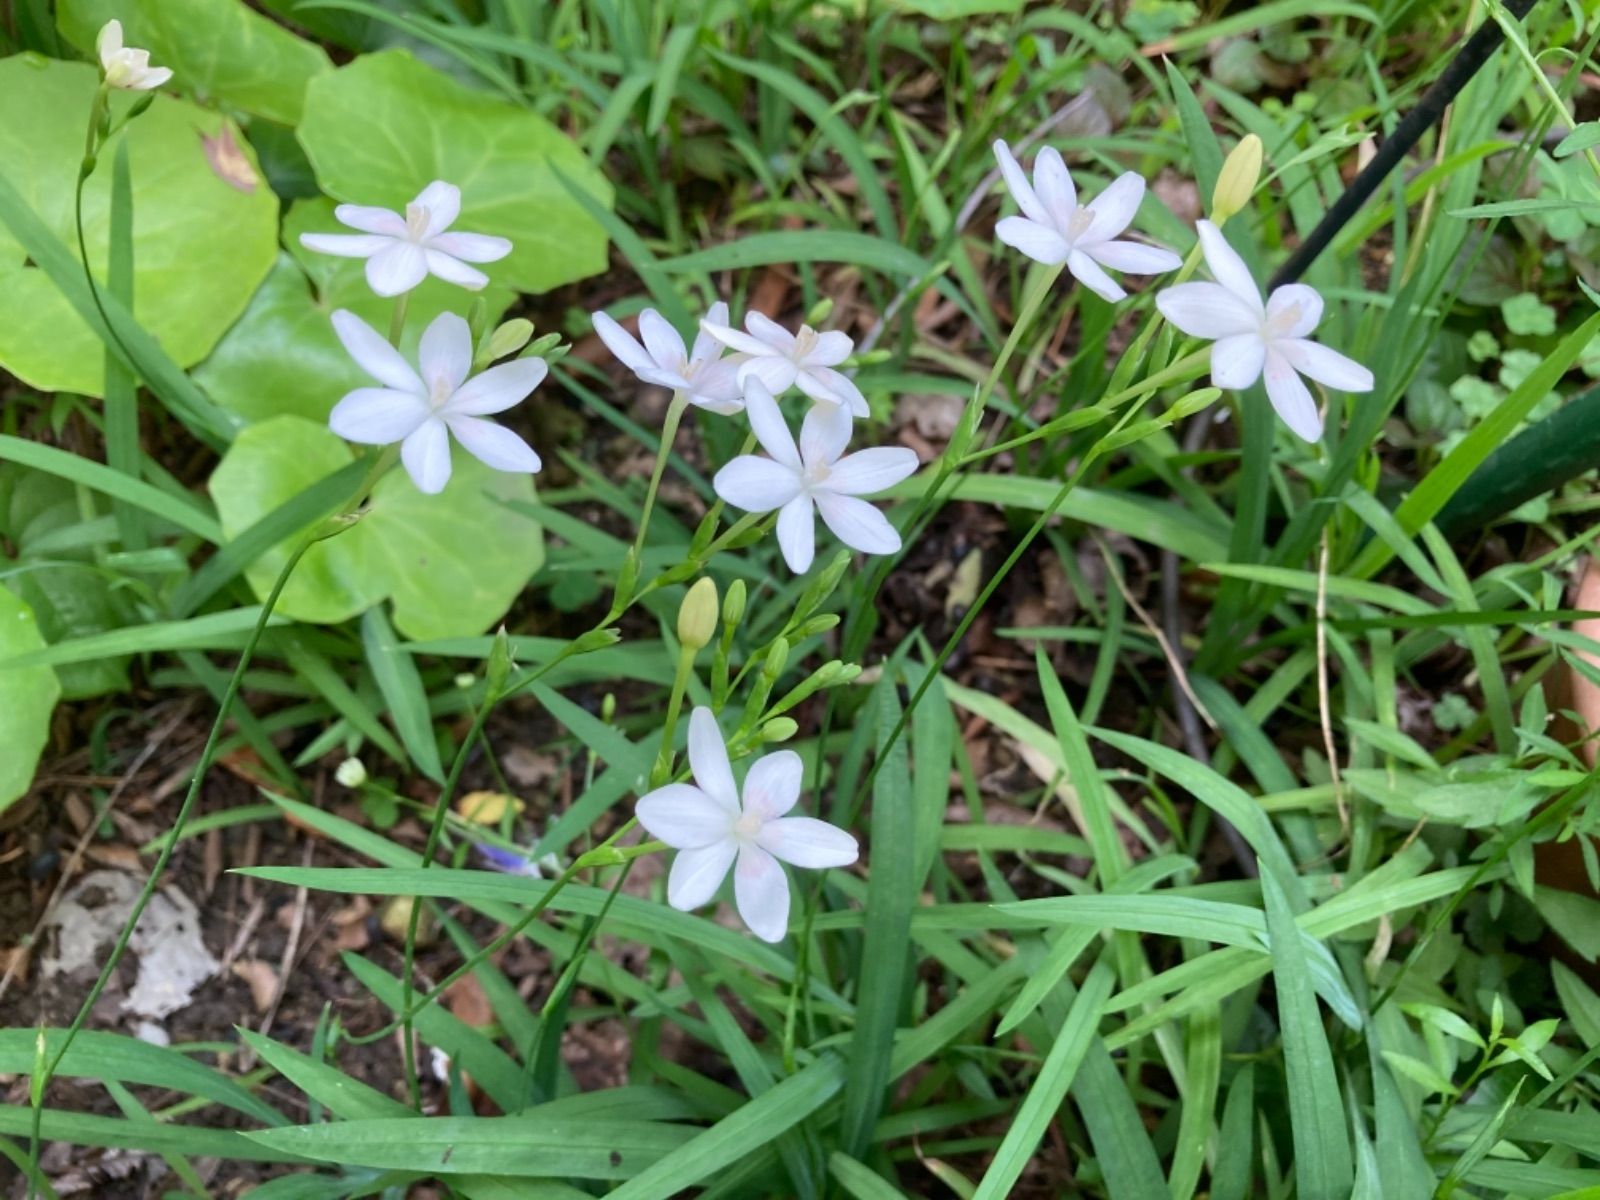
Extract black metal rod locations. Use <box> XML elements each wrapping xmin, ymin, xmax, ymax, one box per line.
<box><xmin>1269</xmin><ymin>0</ymin><xmax>1540</xmax><ymax>289</ymax></box>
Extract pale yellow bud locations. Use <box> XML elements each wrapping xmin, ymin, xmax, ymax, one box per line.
<box><xmin>677</xmin><ymin>577</ymin><xmax>719</xmax><ymax>651</ymax></box>
<box><xmin>487</xmin><ymin>319</ymin><xmax>535</xmax><ymax>361</ymax></box>
<box><xmin>1211</xmin><ymin>134</ymin><xmax>1264</xmax><ymax>225</ymax></box>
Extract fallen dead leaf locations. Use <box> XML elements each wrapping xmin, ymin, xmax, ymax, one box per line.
<box><xmin>231</xmin><ymin>959</ymin><xmax>279</xmax><ymax>1013</ymax></box>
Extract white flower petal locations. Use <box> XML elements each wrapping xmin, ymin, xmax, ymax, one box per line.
<box><xmin>740</xmin><ymin>751</ymin><xmax>804</xmax><ymax>822</ymax></box>
<box><xmin>733</xmin><ymin>846</ymin><xmax>790</xmax><ymax>942</ymax></box>
<box><xmin>426</xmin><ymin>232</ymin><xmax>511</xmax><ymax>263</ymax></box>
<box><xmin>331</xmin><ymin>309</ymin><xmax>423</xmax><ymax>393</ymax></box>
<box><xmin>686</xmin><ymin>358</ymin><xmax>744</xmax><ymax>414</ymax></box>
<box><xmin>97</xmin><ymin>20</ymin><xmax>123</xmax><ymax>61</ymax></box>
<box><xmin>993</xmin><ymin>139</ymin><xmax>1049</xmax><ymax>226</ymax></box>
<box><xmin>825</xmin><ymin>446</ymin><xmax>919</xmax><ymax>496</ymax></box>
<box><xmin>1033</xmin><ymin>147</ymin><xmax>1077</xmax><ymax>230</ymax></box>
<box><xmin>328</xmin><ymin>388</ymin><xmax>430</xmax><ymax>445</ymax></box>
<box><xmin>1275</xmin><ymin>338</ymin><xmax>1373</xmax><ymax>393</ymax></box>
<box><xmin>365</xmin><ymin>242</ymin><xmax>429</xmax><ymax>297</ymax></box>
<box><xmin>636</xmin><ymin>783</ymin><xmax>734</xmax><ymax>849</ymax></box>
<box><xmin>1155</xmin><ymin>282</ymin><xmax>1260</xmax><ymax>339</ymax></box>
<box><xmin>423</xmin><ymin>250</ymin><xmax>489</xmax><ymax>291</ymax></box>
<box><xmin>1083</xmin><ymin>240</ymin><xmax>1182</xmax><ymax>276</ymax></box>
<box><xmin>333</xmin><ymin>204</ymin><xmax>407</xmax><ymax>237</ymax></box>
<box><xmin>1210</xmin><ymin>333</ymin><xmax>1267</xmax><ymax>390</ymax></box>
<box><xmin>776</xmin><ymin>494</ymin><xmax>817</xmax><ymax>574</ymax></box>
<box><xmin>1083</xmin><ymin>172</ymin><xmax>1145</xmax><ymax>242</ymax></box>
<box><xmin>687</xmin><ymin>707</ymin><xmax>739</xmax><ymax>814</ymax></box>
<box><xmin>757</xmin><ymin>817</ymin><xmax>859</xmax><ymax>869</ymax></box>
<box><xmin>798</xmin><ymin>401</ymin><xmax>853</xmax><ymax>470</ymax></box>
<box><xmin>668</xmin><ymin>840</ymin><xmax>737</xmax><ymax>911</ymax></box>
<box><xmin>1262</xmin><ymin>349</ymin><xmax>1323</xmax><ymax>442</ymax></box>
<box><xmin>745</xmin><ymin>311</ymin><xmax>797</xmax><ymax>353</ymax></box>
<box><xmin>446</xmin><ymin>416</ymin><xmax>541</xmax><ymax>475</ymax></box>
<box><xmin>443</xmin><ymin>358</ymin><xmax>547</xmax><ymax>417</ymax></box>
<box><xmin>701</xmin><ymin>321</ymin><xmax>775</xmax><ymax>357</ymax></box>
<box><xmin>418</xmin><ymin>312</ymin><xmax>473</xmax><ymax>397</ymax></box>
<box><xmin>1265</xmin><ymin>284</ymin><xmax>1324</xmax><ymax>339</ymax></box>
<box><xmin>1195</xmin><ymin>219</ymin><xmax>1263</xmax><ymax>313</ymax></box>
<box><xmin>804</xmin><ymin>330</ymin><xmax>853</xmax><ymax>368</ymax></box>
<box><xmin>742</xmin><ymin>378</ymin><xmax>801</xmax><ymax>469</ymax></box>
<box><xmin>412</xmin><ymin>181</ymin><xmax>461</xmax><ymax>236</ymax></box>
<box><xmin>126</xmin><ymin>67</ymin><xmax>171</xmax><ymax>90</ymax></box>
<box><xmin>299</xmin><ymin>232</ymin><xmax>392</xmax><ymax>259</ymax></box>
<box><xmin>1067</xmin><ymin>249</ymin><xmax>1127</xmax><ymax>303</ymax></box>
<box><xmin>995</xmin><ymin>216</ymin><xmax>1070</xmax><ymax>265</ymax></box>
<box><xmin>796</xmin><ymin>367</ymin><xmax>868</xmax><ymax>417</ymax></box>
<box><xmin>401</xmin><ymin>418</ymin><xmax>452</xmax><ymax>494</ymax></box>
<box><xmin>712</xmin><ymin>456</ymin><xmax>802</xmax><ymax>513</ymax></box>
<box><xmin>813</xmin><ymin>491</ymin><xmax>901</xmax><ymax>556</ymax></box>
<box><xmin>638</xmin><ymin>309</ymin><xmax>688</xmax><ymax>373</ymax></box>
<box><xmin>691</xmin><ymin>301</ymin><xmax>730</xmax><ymax>364</ymax></box>
<box><xmin>593</xmin><ymin>312</ymin><xmax>657</xmax><ymax>379</ymax></box>
<box><xmin>738</xmin><ymin>356</ymin><xmax>800</xmax><ymax>397</ymax></box>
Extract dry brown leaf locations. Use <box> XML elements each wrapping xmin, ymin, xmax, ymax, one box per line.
<box><xmin>231</xmin><ymin>959</ymin><xmax>279</xmax><ymax>1013</ymax></box>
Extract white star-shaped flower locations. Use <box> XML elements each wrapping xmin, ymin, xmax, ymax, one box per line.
<box><xmin>591</xmin><ymin>302</ymin><xmax>743</xmax><ymax>414</ymax></box>
<box><xmin>327</xmin><ymin>309</ymin><xmax>543</xmax><ymax>495</ymax></box>
<box><xmin>96</xmin><ymin>20</ymin><xmax>172</xmax><ymax>91</ymax></box>
<box><xmin>700</xmin><ymin>312</ymin><xmax>868</xmax><ymax>417</ymax></box>
<box><xmin>712</xmin><ymin>380</ymin><xmax>919</xmax><ymax>574</ymax></box>
<box><xmin>299</xmin><ymin>181</ymin><xmax>511</xmax><ymax>298</ymax></box>
<box><xmin>992</xmin><ymin>139</ymin><xmax>1181</xmax><ymax>302</ymax></box>
<box><xmin>1155</xmin><ymin>220</ymin><xmax>1374</xmax><ymax>442</ymax></box>
<box><xmin>636</xmin><ymin>707</ymin><xmax>858</xmax><ymax>942</ymax></box>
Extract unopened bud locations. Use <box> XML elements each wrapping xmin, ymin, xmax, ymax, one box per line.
<box><xmin>313</xmin><ymin>511</ymin><xmax>364</xmax><ymax>541</ymax></box>
<box><xmin>568</xmin><ymin>626</ymin><xmax>622</xmax><ymax>656</ymax></box>
<box><xmin>527</xmin><ymin>332</ymin><xmax>563</xmax><ymax>358</ymax></box>
<box><xmin>762</xmin><ymin>639</ymin><xmax>789</xmax><ymax>681</ymax></box>
<box><xmin>486</xmin><ymin>626</ymin><xmax>513</xmax><ymax>696</ymax></box>
<box><xmin>677</xmin><ymin>577</ymin><xmax>719</xmax><ymax>651</ymax></box>
<box><xmin>454</xmin><ymin>673</ymin><xmax>476</xmax><ymax>690</ymax></box>
<box><xmin>487</xmin><ymin>318</ymin><xmax>534</xmax><ymax>361</ymax></box>
<box><xmin>762</xmin><ymin>718</ymin><xmax>798</xmax><ymax>742</ymax></box>
<box><xmin>722</xmin><ymin>579</ymin><xmax>746</xmax><ymax>628</ymax></box>
<box><xmin>805</xmin><ymin>298</ymin><xmax>835</xmax><ymax>327</ymax></box>
<box><xmin>1211</xmin><ymin>134</ymin><xmax>1263</xmax><ymax>224</ymax></box>
<box><xmin>793</xmin><ymin>613</ymin><xmax>839</xmax><ymax>639</ymax></box>
<box><xmin>335</xmin><ymin>757</ymin><xmax>368</xmax><ymax>788</ymax></box>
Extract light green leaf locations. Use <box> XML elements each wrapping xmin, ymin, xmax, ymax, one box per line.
<box><xmin>0</xmin><ymin>57</ymin><xmax>277</xmax><ymax>398</ymax></box>
<box><xmin>297</xmin><ymin>49</ymin><xmax>611</xmax><ymax>295</ymax></box>
<box><xmin>0</xmin><ymin>584</ymin><xmax>63</xmax><ymax>811</ymax></box>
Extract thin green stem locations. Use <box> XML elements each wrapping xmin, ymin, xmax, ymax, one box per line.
<box><xmin>652</xmin><ymin>646</ymin><xmax>697</xmax><ymax>786</ymax></box>
<box><xmin>388</xmin><ymin>291</ymin><xmax>410</xmax><ymax>347</ymax></box>
<box><xmin>634</xmin><ymin>391</ymin><xmax>692</xmax><ymax>557</ymax></box>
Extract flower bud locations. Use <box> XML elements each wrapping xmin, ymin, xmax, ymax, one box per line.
<box><xmin>568</xmin><ymin>626</ymin><xmax>622</xmax><ymax>656</ymax></box>
<box><xmin>793</xmin><ymin>613</ymin><xmax>840</xmax><ymax>639</ymax></box>
<box><xmin>677</xmin><ymin>577</ymin><xmax>719</xmax><ymax>651</ymax></box>
<box><xmin>335</xmin><ymin>757</ymin><xmax>368</xmax><ymax>788</ymax></box>
<box><xmin>454</xmin><ymin>673</ymin><xmax>476</xmax><ymax>690</ymax></box>
<box><xmin>313</xmin><ymin>511</ymin><xmax>365</xmax><ymax>541</ymax></box>
<box><xmin>486</xmin><ymin>625</ymin><xmax>513</xmax><ymax>696</ymax></box>
<box><xmin>762</xmin><ymin>638</ymin><xmax>790</xmax><ymax>682</ymax></box>
<box><xmin>722</xmin><ymin>578</ymin><xmax>747</xmax><ymax>629</ymax></box>
<box><xmin>761</xmin><ymin>717</ymin><xmax>798</xmax><ymax>743</ymax></box>
<box><xmin>487</xmin><ymin>318</ymin><xmax>535</xmax><ymax>361</ymax></box>
<box><xmin>612</xmin><ymin>550</ymin><xmax>639</xmax><ymax>612</ymax></box>
<box><xmin>528</xmin><ymin>332</ymin><xmax>563</xmax><ymax>358</ymax></box>
<box><xmin>1211</xmin><ymin>134</ymin><xmax>1263</xmax><ymax>225</ymax></box>
<box><xmin>805</xmin><ymin>297</ymin><xmax>835</xmax><ymax>327</ymax></box>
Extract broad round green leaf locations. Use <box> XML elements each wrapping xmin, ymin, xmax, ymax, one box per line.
<box><xmin>296</xmin><ymin>49</ymin><xmax>613</xmax><ymax>295</ymax></box>
<box><xmin>210</xmin><ymin>416</ymin><xmax>545</xmax><ymax>639</ymax></box>
<box><xmin>0</xmin><ymin>584</ymin><xmax>63</xmax><ymax>812</ymax></box>
<box><xmin>0</xmin><ymin>56</ymin><xmax>278</xmax><ymax>398</ymax></box>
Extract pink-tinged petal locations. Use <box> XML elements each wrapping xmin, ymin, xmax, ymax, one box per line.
<box><xmin>593</xmin><ymin>311</ymin><xmax>657</xmax><ymax>378</ymax></box>
<box><xmin>328</xmin><ymin>388</ymin><xmax>430</xmax><ymax>445</ymax></box>
<box><xmin>1265</xmin><ymin>284</ymin><xmax>1324</xmax><ymax>339</ymax></box>
<box><xmin>776</xmin><ymin>494</ymin><xmax>817</xmax><ymax>574</ymax></box>
<box><xmin>825</xmin><ymin>446</ymin><xmax>919</xmax><ymax>496</ymax></box>
<box><xmin>299</xmin><ymin>232</ymin><xmax>392</xmax><ymax>259</ymax></box>
<box><xmin>426</xmin><ymin>231</ymin><xmax>511</xmax><ymax>262</ymax></box>
<box><xmin>1155</xmin><ymin>282</ymin><xmax>1260</xmax><ymax>339</ymax></box>
<box><xmin>1083</xmin><ymin>172</ymin><xmax>1145</xmax><ymax>242</ymax></box>
<box><xmin>667</xmin><ymin>840</ymin><xmax>737</xmax><ymax>911</ymax></box>
<box><xmin>740</xmin><ymin>751</ymin><xmax>804</xmax><ymax>822</ymax></box>
<box><xmin>796</xmin><ymin>367</ymin><xmax>868</xmax><ymax>417</ymax></box>
<box><xmin>701</xmin><ymin>321</ymin><xmax>775</xmax><ymax>357</ymax></box>
<box><xmin>744</xmin><ymin>311</ymin><xmax>798</xmax><ymax>354</ymax></box>
<box><xmin>742</xmin><ymin>378</ymin><xmax>802</xmax><ymax>469</ymax></box>
<box><xmin>691</xmin><ymin>301</ymin><xmax>729</xmax><ymax>364</ymax></box>
<box><xmin>1195</xmin><ymin>220</ymin><xmax>1263</xmax><ymax>314</ymax></box>
<box><xmin>1067</xmin><ymin>249</ymin><xmax>1127</xmax><ymax>303</ymax></box>
<box><xmin>331</xmin><ymin>309</ymin><xmax>423</xmax><ymax>393</ymax></box>
<box><xmin>688</xmin><ymin>707</ymin><xmax>739</xmax><ymax>813</ymax></box>
<box><xmin>799</xmin><ymin>401</ymin><xmax>853</xmax><ymax>470</ymax></box>
<box><xmin>685</xmin><ymin>358</ymin><xmax>744</xmax><ymax>414</ymax></box>
<box><xmin>803</xmin><ymin>330</ymin><xmax>853</xmax><ymax>368</ymax></box>
<box><xmin>638</xmin><ymin>309</ymin><xmax>688</xmax><ymax>373</ymax></box>
<box><xmin>1083</xmin><ymin>240</ymin><xmax>1182</xmax><ymax>276</ymax></box>
<box><xmin>333</xmin><ymin>204</ymin><xmax>407</xmax><ymax>237</ymax></box>
<box><xmin>423</xmin><ymin>250</ymin><xmax>489</xmax><ymax>291</ymax></box>
<box><xmin>996</xmin><ymin>216</ymin><xmax>1070</xmax><ymax>265</ymax></box>
<box><xmin>813</xmin><ymin>491</ymin><xmax>901</xmax><ymax>556</ymax></box>
<box><xmin>446</xmin><ymin>416</ymin><xmax>541</xmax><ymax>475</ymax></box>
<box><xmin>1033</xmin><ymin>147</ymin><xmax>1077</xmax><ymax>230</ymax></box>
<box><xmin>443</xmin><ymin>358</ymin><xmax>547</xmax><ymax>416</ymax></box>
<box><xmin>733</xmin><ymin>846</ymin><xmax>790</xmax><ymax>942</ymax></box>
<box><xmin>418</xmin><ymin>311</ymin><xmax>473</xmax><ymax>397</ymax></box>
<box><xmin>365</xmin><ymin>241</ymin><xmax>429</xmax><ymax>297</ymax></box>
<box><xmin>1210</xmin><ymin>333</ymin><xmax>1267</xmax><ymax>390</ymax></box>
<box><xmin>993</xmin><ymin>139</ymin><xmax>1049</xmax><ymax>226</ymax></box>
<box><xmin>738</xmin><ymin>355</ymin><xmax>800</xmax><ymax>397</ymax></box>
<box><xmin>757</xmin><ymin>817</ymin><xmax>859</xmax><ymax>869</ymax></box>
<box><xmin>712</xmin><ymin>456</ymin><xmax>802</xmax><ymax>513</ymax></box>
<box><xmin>1276</xmin><ymin>338</ymin><xmax>1373</xmax><ymax>394</ymax></box>
<box><xmin>412</xmin><ymin>181</ymin><xmax>461</xmax><ymax>236</ymax></box>
<box><xmin>636</xmin><ymin>783</ymin><xmax>735</xmax><ymax>848</ymax></box>
<box><xmin>1262</xmin><ymin>349</ymin><xmax>1323</xmax><ymax>442</ymax></box>
<box><xmin>400</xmin><ymin>418</ymin><xmax>452</xmax><ymax>495</ymax></box>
